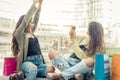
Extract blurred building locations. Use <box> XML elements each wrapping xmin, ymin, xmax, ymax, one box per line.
<box><xmin>0</xmin><ymin>0</ymin><xmax>112</xmax><ymax>58</ymax></box>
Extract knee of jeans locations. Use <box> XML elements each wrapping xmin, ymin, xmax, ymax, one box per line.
<box><xmin>85</xmin><ymin>58</ymin><xmax>94</xmax><ymax>67</ymax></box>
<box><xmin>48</xmin><ymin>50</ymin><xmax>58</xmax><ymax>60</ymax></box>
<box><xmin>28</xmin><ymin>64</ymin><xmax>37</xmax><ymax>74</ymax></box>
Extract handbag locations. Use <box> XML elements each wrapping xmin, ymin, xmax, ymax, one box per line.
<box><xmin>94</xmin><ymin>54</ymin><xmax>110</xmax><ymax>80</ymax></box>
<box><xmin>111</xmin><ymin>54</ymin><xmax>120</xmax><ymax>80</ymax></box>
<box><xmin>95</xmin><ymin>54</ymin><xmax>104</xmax><ymax>80</ymax></box>
<box><xmin>3</xmin><ymin>56</ymin><xmax>17</xmax><ymax>76</ymax></box>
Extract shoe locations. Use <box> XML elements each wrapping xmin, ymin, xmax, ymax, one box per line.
<box><xmin>74</xmin><ymin>73</ymin><xmax>84</xmax><ymax>80</ymax></box>
<box><xmin>46</xmin><ymin>73</ymin><xmax>61</xmax><ymax>80</ymax></box>
<box><xmin>9</xmin><ymin>73</ymin><xmax>19</xmax><ymax>80</ymax></box>
<box><xmin>46</xmin><ymin>73</ymin><xmax>54</xmax><ymax>79</ymax></box>
<box><xmin>9</xmin><ymin>71</ymin><xmax>25</xmax><ymax>80</ymax></box>
<box><xmin>17</xmin><ymin>71</ymin><xmax>24</xmax><ymax>80</ymax></box>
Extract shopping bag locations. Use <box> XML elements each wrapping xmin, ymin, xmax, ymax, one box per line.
<box><xmin>95</xmin><ymin>53</ymin><xmax>105</xmax><ymax>80</ymax></box>
<box><xmin>104</xmin><ymin>55</ymin><xmax>110</xmax><ymax>80</ymax></box>
<box><xmin>94</xmin><ymin>54</ymin><xmax>110</xmax><ymax>80</ymax></box>
<box><xmin>111</xmin><ymin>54</ymin><xmax>120</xmax><ymax>80</ymax></box>
<box><xmin>3</xmin><ymin>56</ymin><xmax>17</xmax><ymax>76</ymax></box>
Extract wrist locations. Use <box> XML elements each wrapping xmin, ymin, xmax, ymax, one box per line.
<box><xmin>35</xmin><ymin>3</ymin><xmax>40</xmax><ymax>8</ymax></box>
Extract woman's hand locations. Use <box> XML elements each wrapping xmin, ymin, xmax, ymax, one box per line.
<box><xmin>65</xmin><ymin>25</ymin><xmax>76</xmax><ymax>47</ymax></box>
<box><xmin>33</xmin><ymin>0</ymin><xmax>43</xmax><ymax>8</ymax></box>
<box><xmin>39</xmin><ymin>0</ymin><xmax>43</xmax><ymax>5</ymax></box>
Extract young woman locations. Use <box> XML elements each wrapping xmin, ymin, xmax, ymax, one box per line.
<box><xmin>10</xmin><ymin>0</ymin><xmax>55</xmax><ymax>80</ymax></box>
<box><xmin>47</xmin><ymin>22</ymin><xmax>105</xmax><ymax>80</ymax></box>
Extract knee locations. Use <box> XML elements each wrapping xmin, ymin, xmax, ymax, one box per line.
<box><xmin>28</xmin><ymin>64</ymin><xmax>37</xmax><ymax>75</ymax></box>
<box><xmin>46</xmin><ymin>66</ymin><xmax>55</xmax><ymax>73</ymax></box>
<box><xmin>48</xmin><ymin>50</ymin><xmax>59</xmax><ymax>60</ymax></box>
<box><xmin>85</xmin><ymin>58</ymin><xmax>94</xmax><ymax>67</ymax></box>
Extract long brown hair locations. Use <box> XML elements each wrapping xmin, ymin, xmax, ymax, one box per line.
<box><xmin>11</xmin><ymin>15</ymin><xmax>25</xmax><ymax>57</ymax></box>
<box><xmin>87</xmin><ymin>22</ymin><xmax>105</xmax><ymax>56</ymax></box>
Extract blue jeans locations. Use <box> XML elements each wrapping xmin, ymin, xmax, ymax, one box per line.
<box><xmin>21</xmin><ymin>55</ymin><xmax>47</xmax><ymax>80</ymax></box>
<box><xmin>52</xmin><ymin>56</ymin><xmax>93</xmax><ymax>80</ymax></box>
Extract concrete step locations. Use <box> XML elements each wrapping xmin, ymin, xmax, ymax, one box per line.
<box><xmin>0</xmin><ymin>76</ymin><xmax>49</xmax><ymax>80</ymax></box>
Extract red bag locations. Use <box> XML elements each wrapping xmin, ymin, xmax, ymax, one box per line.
<box><xmin>3</xmin><ymin>56</ymin><xmax>17</xmax><ymax>76</ymax></box>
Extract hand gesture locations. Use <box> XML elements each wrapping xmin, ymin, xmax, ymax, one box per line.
<box><xmin>33</xmin><ymin>0</ymin><xmax>43</xmax><ymax>8</ymax></box>
<box><xmin>39</xmin><ymin>0</ymin><xmax>43</xmax><ymax>5</ymax></box>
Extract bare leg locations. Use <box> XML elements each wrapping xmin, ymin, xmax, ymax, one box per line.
<box><xmin>85</xmin><ymin>58</ymin><xmax>94</xmax><ymax>67</ymax></box>
<box><xmin>48</xmin><ymin>50</ymin><xmax>59</xmax><ymax>60</ymax></box>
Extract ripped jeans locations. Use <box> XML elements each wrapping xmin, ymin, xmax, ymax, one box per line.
<box><xmin>21</xmin><ymin>55</ymin><xmax>47</xmax><ymax>80</ymax></box>
<box><xmin>52</xmin><ymin>56</ymin><xmax>93</xmax><ymax>80</ymax></box>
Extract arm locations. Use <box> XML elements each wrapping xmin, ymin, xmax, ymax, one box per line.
<box><xmin>68</xmin><ymin>36</ymin><xmax>87</xmax><ymax>56</ymax></box>
<box><xmin>67</xmin><ymin>25</ymin><xmax>87</xmax><ymax>47</ymax></box>
<box><xmin>70</xmin><ymin>25</ymin><xmax>87</xmax><ymax>44</ymax></box>
<box><xmin>32</xmin><ymin>0</ymin><xmax>43</xmax><ymax>32</ymax></box>
<box><xmin>14</xmin><ymin>0</ymin><xmax>42</xmax><ymax>37</ymax></box>
<box><xmin>74</xmin><ymin>35</ymin><xmax>87</xmax><ymax>44</ymax></box>
<box><xmin>32</xmin><ymin>8</ymin><xmax>40</xmax><ymax>32</ymax></box>
<box><xmin>68</xmin><ymin>26</ymin><xmax>88</xmax><ymax>59</ymax></box>
<box><xmin>70</xmin><ymin>44</ymin><xmax>84</xmax><ymax>59</ymax></box>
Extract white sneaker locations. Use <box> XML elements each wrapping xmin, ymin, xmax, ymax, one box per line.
<box><xmin>46</xmin><ymin>73</ymin><xmax>54</xmax><ymax>79</ymax></box>
<box><xmin>74</xmin><ymin>73</ymin><xmax>84</xmax><ymax>80</ymax></box>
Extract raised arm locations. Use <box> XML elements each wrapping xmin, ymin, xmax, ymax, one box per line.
<box><xmin>66</xmin><ymin>26</ymin><xmax>84</xmax><ymax>47</ymax></box>
<box><xmin>32</xmin><ymin>0</ymin><xmax>43</xmax><ymax>32</ymax></box>
<box><xmin>14</xmin><ymin>0</ymin><xmax>42</xmax><ymax>37</ymax></box>
<box><xmin>70</xmin><ymin>26</ymin><xmax>86</xmax><ymax>43</ymax></box>
<box><xmin>67</xmin><ymin>26</ymin><xmax>88</xmax><ymax>59</ymax></box>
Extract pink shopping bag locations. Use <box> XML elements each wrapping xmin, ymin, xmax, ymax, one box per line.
<box><xmin>3</xmin><ymin>56</ymin><xmax>17</xmax><ymax>76</ymax></box>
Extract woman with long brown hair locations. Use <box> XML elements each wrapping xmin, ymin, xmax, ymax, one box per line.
<box><xmin>47</xmin><ymin>22</ymin><xmax>105</xmax><ymax>80</ymax></box>
<box><xmin>10</xmin><ymin>0</ymin><xmax>55</xmax><ymax>80</ymax></box>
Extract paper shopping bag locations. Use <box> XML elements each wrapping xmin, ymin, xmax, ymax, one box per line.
<box><xmin>95</xmin><ymin>53</ymin><xmax>105</xmax><ymax>80</ymax></box>
<box><xmin>3</xmin><ymin>56</ymin><xmax>17</xmax><ymax>76</ymax></box>
<box><xmin>111</xmin><ymin>54</ymin><xmax>120</xmax><ymax>80</ymax></box>
<box><xmin>95</xmin><ymin>54</ymin><xmax>110</xmax><ymax>80</ymax></box>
